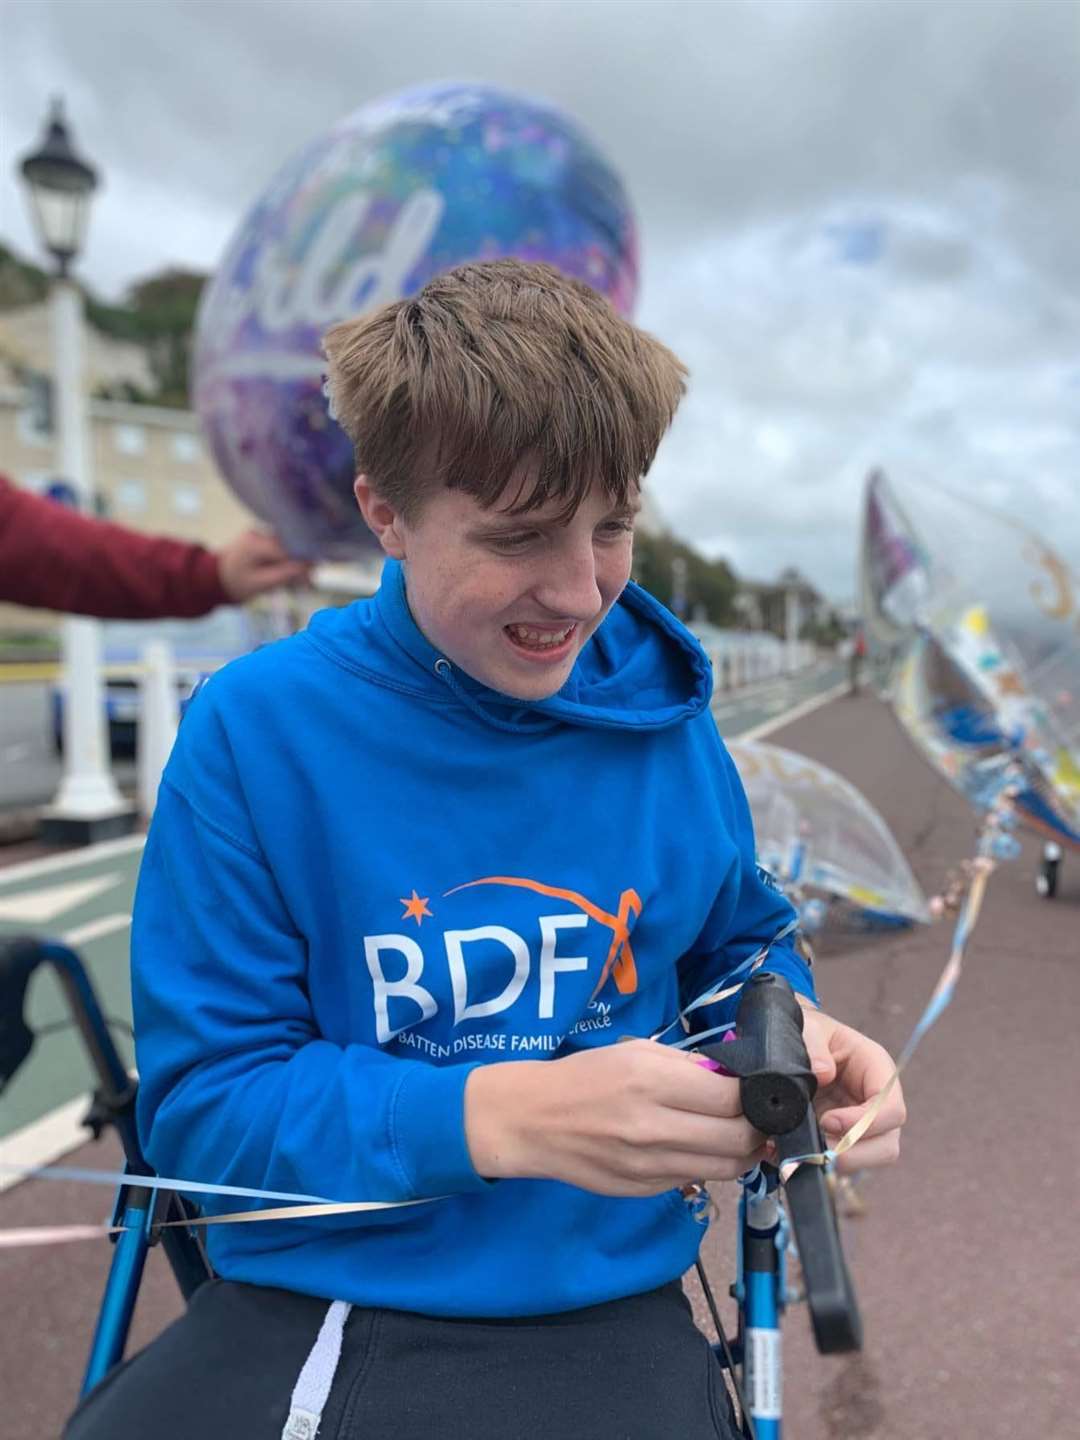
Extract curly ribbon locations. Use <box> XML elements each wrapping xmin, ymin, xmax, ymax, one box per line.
<box><xmin>652</xmin><ymin>918</ymin><xmax>800</xmax><ymax>1050</ymax></box>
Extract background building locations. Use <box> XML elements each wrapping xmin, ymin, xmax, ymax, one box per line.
<box><xmin>0</xmin><ymin>302</ymin><xmax>381</xmax><ymax>636</ymax></box>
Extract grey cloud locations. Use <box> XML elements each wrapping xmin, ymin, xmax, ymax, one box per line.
<box><xmin>2</xmin><ymin>0</ymin><xmax>1077</xmax><ymax>595</ymax></box>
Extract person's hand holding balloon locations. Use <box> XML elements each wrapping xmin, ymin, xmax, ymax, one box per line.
<box><xmin>216</xmin><ymin>530</ymin><xmax>312</xmax><ymax>603</ymax></box>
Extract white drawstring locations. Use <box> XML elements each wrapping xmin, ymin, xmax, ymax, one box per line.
<box><xmin>281</xmin><ymin>1299</ymin><xmax>353</xmax><ymax>1439</ymax></box>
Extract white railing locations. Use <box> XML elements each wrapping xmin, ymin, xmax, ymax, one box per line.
<box><xmin>696</xmin><ymin>631</ymin><xmax>821</xmax><ymax>691</ymax></box>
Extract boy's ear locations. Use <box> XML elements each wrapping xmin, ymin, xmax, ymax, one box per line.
<box><xmin>354</xmin><ymin>474</ymin><xmax>407</xmax><ymax>559</ymax></box>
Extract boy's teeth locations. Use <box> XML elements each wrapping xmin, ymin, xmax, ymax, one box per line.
<box><xmin>508</xmin><ymin>624</ymin><xmax>571</xmax><ymax>647</ymax></box>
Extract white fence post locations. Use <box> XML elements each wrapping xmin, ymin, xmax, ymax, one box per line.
<box><xmin>137</xmin><ymin>640</ymin><xmax>179</xmax><ymax>819</ymax></box>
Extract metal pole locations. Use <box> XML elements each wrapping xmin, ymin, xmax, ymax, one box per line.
<box><xmin>671</xmin><ymin>555</ymin><xmax>688</xmax><ymax>620</ymax></box>
<box><xmin>137</xmin><ymin>639</ymin><xmax>178</xmax><ymax>818</ymax></box>
<box><xmin>39</xmin><ymin>276</ymin><xmax>134</xmax><ymax>844</ymax></box>
<box><xmin>784</xmin><ymin>586</ymin><xmax>799</xmax><ymax>676</ymax></box>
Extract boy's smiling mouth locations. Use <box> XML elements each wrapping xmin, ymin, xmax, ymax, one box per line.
<box><xmin>504</xmin><ymin>622</ymin><xmax>579</xmax><ymax>658</ymax></box>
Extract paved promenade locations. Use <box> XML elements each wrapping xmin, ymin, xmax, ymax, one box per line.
<box><xmin>689</xmin><ymin>692</ymin><xmax>1078</xmax><ymax>1440</ymax></box>
<box><xmin>1</xmin><ymin>690</ymin><xmax>1076</xmax><ymax>1438</ymax></box>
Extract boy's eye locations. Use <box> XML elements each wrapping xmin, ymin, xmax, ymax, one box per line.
<box><xmin>490</xmin><ymin>532</ymin><xmax>538</xmax><ymax>552</ymax></box>
<box><xmin>598</xmin><ymin>519</ymin><xmax>634</xmax><ymax>539</ymax></box>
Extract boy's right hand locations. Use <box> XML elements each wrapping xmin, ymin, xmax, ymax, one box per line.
<box><xmin>463</xmin><ymin>1041</ymin><xmax>768</xmax><ymax>1196</ymax></box>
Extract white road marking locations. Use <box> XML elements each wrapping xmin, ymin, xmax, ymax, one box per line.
<box><xmin>731</xmin><ymin>682</ymin><xmax>848</xmax><ymax>742</ymax></box>
<box><xmin>0</xmin><ymin>1095</ymin><xmax>94</xmax><ymax>1195</ymax></box>
<box><xmin>0</xmin><ymin>914</ymin><xmax>133</xmax><ymax>1185</ymax></box>
<box><xmin>62</xmin><ymin>913</ymin><xmax>132</xmax><ymax>947</ymax></box>
<box><xmin>0</xmin><ymin>833</ymin><xmax>145</xmax><ymax>887</ymax></box>
<box><xmin>0</xmin><ymin>873</ymin><xmax>123</xmax><ymax>925</ymax></box>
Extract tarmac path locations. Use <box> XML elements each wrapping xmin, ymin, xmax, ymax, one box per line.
<box><xmin>688</xmin><ymin>692</ymin><xmax>1079</xmax><ymax>1440</ymax></box>
<box><xmin>1</xmin><ymin>688</ymin><xmax>1076</xmax><ymax>1439</ymax></box>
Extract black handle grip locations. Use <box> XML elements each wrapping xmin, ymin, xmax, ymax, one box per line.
<box><xmin>699</xmin><ymin>971</ymin><xmax>817</xmax><ymax>1135</ymax></box>
<box><xmin>700</xmin><ymin>970</ymin><xmax>862</xmax><ymax>1354</ymax></box>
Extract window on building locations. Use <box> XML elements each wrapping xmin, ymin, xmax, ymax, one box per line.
<box><xmin>170</xmin><ymin>432</ymin><xmax>202</xmax><ymax>463</ymax></box>
<box><xmin>16</xmin><ymin>374</ymin><xmax>53</xmax><ymax>447</ymax></box>
<box><xmin>113</xmin><ymin>423</ymin><xmax>147</xmax><ymax>456</ymax></box>
<box><xmin>172</xmin><ymin>484</ymin><xmax>203</xmax><ymax>516</ymax></box>
<box><xmin>115</xmin><ymin>479</ymin><xmax>147</xmax><ymax>512</ymax></box>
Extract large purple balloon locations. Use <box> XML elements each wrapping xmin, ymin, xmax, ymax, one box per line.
<box><xmin>193</xmin><ymin>83</ymin><xmax>640</xmax><ymax>560</ymax></box>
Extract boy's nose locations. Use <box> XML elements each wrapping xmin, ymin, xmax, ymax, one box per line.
<box><xmin>534</xmin><ymin>551</ymin><xmax>603</xmax><ymax>622</ymax></box>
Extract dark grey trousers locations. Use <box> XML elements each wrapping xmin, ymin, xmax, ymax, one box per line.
<box><xmin>65</xmin><ymin>1278</ymin><xmax>741</xmax><ymax>1439</ymax></box>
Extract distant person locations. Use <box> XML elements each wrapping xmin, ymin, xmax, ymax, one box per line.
<box><xmin>0</xmin><ymin>472</ymin><xmax>310</xmax><ymax>618</ymax></box>
<box><xmin>849</xmin><ymin>625</ymin><xmax>867</xmax><ymax>695</ymax></box>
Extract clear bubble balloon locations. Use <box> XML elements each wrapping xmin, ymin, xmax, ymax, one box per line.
<box><xmin>860</xmin><ymin>470</ymin><xmax>1080</xmax><ymax>849</ymax></box>
<box><xmin>193</xmin><ymin>83</ymin><xmax>639</xmax><ymax>560</ymax></box>
<box><xmin>728</xmin><ymin>739</ymin><xmax>931</xmax><ymax>928</ymax></box>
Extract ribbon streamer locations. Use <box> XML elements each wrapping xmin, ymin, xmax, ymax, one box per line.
<box><xmin>0</xmin><ymin>1224</ymin><xmax>122</xmax><ymax>1250</ymax></box>
<box><xmin>779</xmin><ymin>796</ymin><xmax>1007</xmax><ymax>1181</ymax></box>
<box><xmin>0</xmin><ymin>1161</ymin><xmax>441</xmax><ymax>1248</ymax></box>
<box><xmin>652</xmin><ymin>918</ymin><xmax>799</xmax><ymax>1046</ymax></box>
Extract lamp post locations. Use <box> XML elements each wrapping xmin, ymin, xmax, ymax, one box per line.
<box><xmin>784</xmin><ymin>577</ymin><xmax>801</xmax><ymax>676</ymax></box>
<box><xmin>19</xmin><ymin>100</ymin><xmax>135</xmax><ymax>844</ymax></box>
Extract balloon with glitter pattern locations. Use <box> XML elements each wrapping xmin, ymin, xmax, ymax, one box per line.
<box><xmin>192</xmin><ymin>83</ymin><xmax>640</xmax><ymax>560</ymax></box>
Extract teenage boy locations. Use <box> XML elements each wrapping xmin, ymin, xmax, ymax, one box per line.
<box><xmin>67</xmin><ymin>259</ymin><xmax>904</xmax><ymax>1440</ymax></box>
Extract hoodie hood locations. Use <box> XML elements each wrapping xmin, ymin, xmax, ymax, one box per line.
<box><xmin>304</xmin><ymin>558</ymin><xmax>713</xmax><ymax>733</ymax></box>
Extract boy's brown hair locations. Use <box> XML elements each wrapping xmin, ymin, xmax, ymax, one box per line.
<box><xmin>322</xmin><ymin>258</ymin><xmax>687</xmax><ymax>521</ymax></box>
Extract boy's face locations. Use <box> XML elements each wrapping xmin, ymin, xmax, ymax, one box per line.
<box><xmin>356</xmin><ymin>471</ymin><xmax>638</xmax><ymax>701</ymax></box>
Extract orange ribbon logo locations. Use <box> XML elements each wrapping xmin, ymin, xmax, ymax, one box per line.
<box><xmin>444</xmin><ymin>876</ymin><xmax>642</xmax><ymax>998</ymax></box>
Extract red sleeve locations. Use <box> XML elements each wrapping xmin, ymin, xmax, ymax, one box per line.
<box><xmin>0</xmin><ymin>475</ymin><xmax>231</xmax><ymax>619</ymax></box>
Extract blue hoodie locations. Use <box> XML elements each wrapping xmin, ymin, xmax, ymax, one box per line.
<box><xmin>132</xmin><ymin>559</ymin><xmax>816</xmax><ymax>1317</ymax></box>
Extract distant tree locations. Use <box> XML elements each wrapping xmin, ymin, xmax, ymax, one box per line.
<box><xmin>88</xmin><ymin>267</ymin><xmax>207</xmax><ymax>407</ymax></box>
<box><xmin>801</xmin><ymin>614</ymin><xmax>846</xmax><ymax>647</ymax></box>
<box><xmin>0</xmin><ymin>242</ymin><xmax>50</xmax><ymax>308</ymax></box>
<box><xmin>1</xmin><ymin>241</ymin><xmax>209</xmax><ymax>409</ymax></box>
<box><xmin>632</xmin><ymin>531</ymin><xmax>737</xmax><ymax>626</ymax></box>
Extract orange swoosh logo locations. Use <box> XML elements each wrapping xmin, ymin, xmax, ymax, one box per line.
<box><xmin>443</xmin><ymin>876</ymin><xmax>642</xmax><ymax>997</ymax></box>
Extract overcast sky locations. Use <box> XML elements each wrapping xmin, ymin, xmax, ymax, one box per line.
<box><xmin>2</xmin><ymin>0</ymin><xmax>1078</xmax><ymax>600</ymax></box>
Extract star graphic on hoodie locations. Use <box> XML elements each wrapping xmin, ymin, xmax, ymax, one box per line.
<box><xmin>400</xmin><ymin>890</ymin><xmax>433</xmax><ymax>926</ymax></box>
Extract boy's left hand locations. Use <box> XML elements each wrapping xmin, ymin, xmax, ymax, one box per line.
<box><xmin>793</xmin><ymin>999</ymin><xmax>906</xmax><ymax>1173</ymax></box>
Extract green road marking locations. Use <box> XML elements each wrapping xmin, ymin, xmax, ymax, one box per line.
<box><xmin>0</xmin><ymin>844</ymin><xmax>143</xmax><ymax>1140</ymax></box>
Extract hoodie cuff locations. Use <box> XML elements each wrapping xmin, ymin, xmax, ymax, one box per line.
<box><xmin>389</xmin><ymin>1060</ymin><xmax>493</xmax><ymax>1197</ymax></box>
<box><xmin>761</xmin><ymin>945</ymin><xmax>819</xmax><ymax>1009</ymax></box>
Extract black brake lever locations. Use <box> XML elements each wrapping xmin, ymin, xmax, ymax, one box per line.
<box><xmin>773</xmin><ymin>1105</ymin><xmax>862</xmax><ymax>1353</ymax></box>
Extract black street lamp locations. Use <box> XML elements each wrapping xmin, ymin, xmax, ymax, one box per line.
<box><xmin>15</xmin><ymin>101</ymin><xmax>132</xmax><ymax>844</ymax></box>
<box><xmin>19</xmin><ymin>99</ymin><xmax>99</xmax><ymax>276</ymax></box>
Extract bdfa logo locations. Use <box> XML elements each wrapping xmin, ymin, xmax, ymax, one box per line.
<box><xmin>364</xmin><ymin>877</ymin><xmax>641</xmax><ymax>1044</ymax></box>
